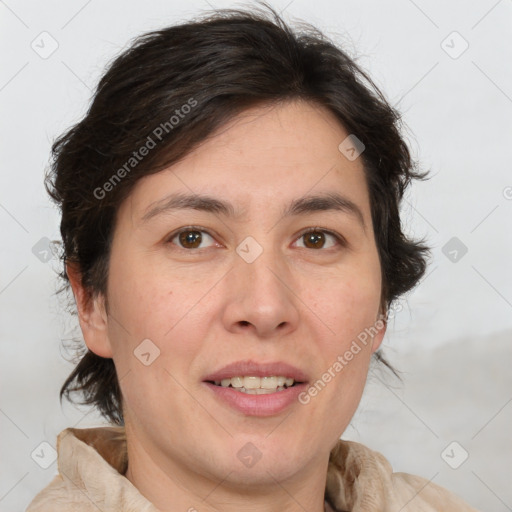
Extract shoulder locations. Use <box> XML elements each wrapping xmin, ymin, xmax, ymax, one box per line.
<box><xmin>326</xmin><ymin>439</ymin><xmax>480</xmax><ymax>511</ymax></box>
<box><xmin>25</xmin><ymin>473</ymin><xmax>90</xmax><ymax>512</ymax></box>
<box><xmin>25</xmin><ymin>426</ymin><xmax>154</xmax><ymax>512</ymax></box>
<box><xmin>390</xmin><ymin>471</ymin><xmax>480</xmax><ymax>511</ymax></box>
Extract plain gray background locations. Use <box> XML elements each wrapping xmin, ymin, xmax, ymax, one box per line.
<box><xmin>1</xmin><ymin>1</ymin><xmax>511</xmax><ymax>510</ymax></box>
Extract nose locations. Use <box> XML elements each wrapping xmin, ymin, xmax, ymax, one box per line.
<box><xmin>221</xmin><ymin>242</ymin><xmax>300</xmax><ymax>339</ymax></box>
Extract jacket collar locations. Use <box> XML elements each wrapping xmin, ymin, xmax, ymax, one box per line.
<box><xmin>57</xmin><ymin>426</ymin><xmax>393</xmax><ymax>511</ymax></box>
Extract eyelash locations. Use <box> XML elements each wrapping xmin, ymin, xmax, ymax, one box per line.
<box><xmin>165</xmin><ymin>225</ymin><xmax>347</xmax><ymax>252</ymax></box>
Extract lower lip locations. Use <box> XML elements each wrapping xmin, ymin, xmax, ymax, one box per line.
<box><xmin>203</xmin><ymin>382</ymin><xmax>308</xmax><ymax>417</ymax></box>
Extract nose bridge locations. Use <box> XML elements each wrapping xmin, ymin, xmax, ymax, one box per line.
<box><xmin>224</xmin><ymin>232</ymin><xmax>299</xmax><ymax>335</ymax></box>
<box><xmin>236</xmin><ymin>234</ymin><xmax>288</xmax><ymax>296</ymax></box>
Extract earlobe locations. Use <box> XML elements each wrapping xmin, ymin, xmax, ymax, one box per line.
<box><xmin>371</xmin><ymin>310</ymin><xmax>387</xmax><ymax>354</ymax></box>
<box><xmin>66</xmin><ymin>261</ymin><xmax>113</xmax><ymax>359</ymax></box>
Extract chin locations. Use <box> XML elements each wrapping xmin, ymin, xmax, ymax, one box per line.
<box><xmin>222</xmin><ymin>437</ymin><xmax>310</xmax><ymax>483</ymax></box>
<box><xmin>223</xmin><ymin>457</ymin><xmax>302</xmax><ymax>488</ymax></box>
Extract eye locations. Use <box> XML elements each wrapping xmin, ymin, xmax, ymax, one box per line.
<box><xmin>294</xmin><ymin>228</ymin><xmax>345</xmax><ymax>250</ymax></box>
<box><xmin>167</xmin><ymin>227</ymin><xmax>218</xmax><ymax>250</ymax></box>
<box><xmin>166</xmin><ymin>226</ymin><xmax>346</xmax><ymax>252</ymax></box>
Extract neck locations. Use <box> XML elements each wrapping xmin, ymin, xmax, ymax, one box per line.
<box><xmin>124</xmin><ymin>428</ymin><xmax>329</xmax><ymax>512</ymax></box>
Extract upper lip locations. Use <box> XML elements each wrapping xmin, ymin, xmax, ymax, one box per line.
<box><xmin>203</xmin><ymin>359</ymin><xmax>309</xmax><ymax>383</ymax></box>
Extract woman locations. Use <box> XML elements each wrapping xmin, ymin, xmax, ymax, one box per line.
<box><xmin>26</xmin><ymin>4</ymin><xmax>479</xmax><ymax>511</ymax></box>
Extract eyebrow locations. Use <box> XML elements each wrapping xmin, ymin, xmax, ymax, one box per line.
<box><xmin>140</xmin><ymin>191</ymin><xmax>366</xmax><ymax>230</ymax></box>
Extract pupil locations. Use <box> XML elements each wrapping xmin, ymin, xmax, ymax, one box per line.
<box><xmin>305</xmin><ymin>232</ymin><xmax>324</xmax><ymax>249</ymax></box>
<box><xmin>180</xmin><ymin>230</ymin><xmax>202</xmax><ymax>248</ymax></box>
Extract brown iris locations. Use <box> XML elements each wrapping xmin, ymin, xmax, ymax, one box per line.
<box><xmin>178</xmin><ymin>230</ymin><xmax>203</xmax><ymax>249</ymax></box>
<box><xmin>302</xmin><ymin>231</ymin><xmax>326</xmax><ymax>249</ymax></box>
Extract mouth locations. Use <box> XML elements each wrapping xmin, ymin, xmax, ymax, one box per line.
<box><xmin>202</xmin><ymin>359</ymin><xmax>309</xmax><ymax>391</ymax></box>
<box><xmin>205</xmin><ymin>375</ymin><xmax>304</xmax><ymax>395</ymax></box>
<box><xmin>202</xmin><ymin>360</ymin><xmax>309</xmax><ymax>415</ymax></box>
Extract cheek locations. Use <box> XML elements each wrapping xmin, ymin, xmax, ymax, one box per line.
<box><xmin>302</xmin><ymin>277</ymin><xmax>377</xmax><ymax>430</ymax></box>
<box><xmin>298</xmin><ymin>259</ymin><xmax>380</xmax><ymax>415</ymax></box>
<box><xmin>303</xmin><ymin>263</ymin><xmax>381</xmax><ymax>348</ymax></box>
<box><xmin>106</xmin><ymin>253</ymin><xmax>183</xmax><ymax>340</ymax></box>
<box><xmin>105</xmin><ymin>265</ymin><xmax>202</xmax><ymax>427</ymax></box>
<box><xmin>105</xmin><ymin>255</ymin><xmax>208</xmax><ymax>376</ymax></box>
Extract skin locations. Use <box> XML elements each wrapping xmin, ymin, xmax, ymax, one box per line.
<box><xmin>67</xmin><ymin>99</ymin><xmax>386</xmax><ymax>512</ymax></box>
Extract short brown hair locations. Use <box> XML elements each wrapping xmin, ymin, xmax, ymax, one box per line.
<box><xmin>47</xmin><ymin>4</ymin><xmax>429</xmax><ymax>426</ymax></box>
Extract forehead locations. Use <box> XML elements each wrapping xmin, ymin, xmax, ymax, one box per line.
<box><xmin>122</xmin><ymin>99</ymin><xmax>370</xmax><ymax>225</ymax></box>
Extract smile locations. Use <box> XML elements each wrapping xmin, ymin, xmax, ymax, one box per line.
<box><xmin>211</xmin><ymin>375</ymin><xmax>299</xmax><ymax>394</ymax></box>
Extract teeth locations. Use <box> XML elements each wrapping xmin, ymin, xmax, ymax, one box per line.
<box><xmin>261</xmin><ymin>376</ymin><xmax>277</xmax><ymax>389</ymax></box>
<box><xmin>230</xmin><ymin>376</ymin><xmax>243</xmax><ymax>388</ymax></box>
<box><xmin>213</xmin><ymin>376</ymin><xmax>297</xmax><ymax>392</ymax></box>
<box><xmin>244</xmin><ymin>376</ymin><xmax>260</xmax><ymax>389</ymax></box>
<box><xmin>240</xmin><ymin>386</ymin><xmax>286</xmax><ymax>394</ymax></box>
<box><xmin>230</xmin><ymin>386</ymin><xmax>288</xmax><ymax>394</ymax></box>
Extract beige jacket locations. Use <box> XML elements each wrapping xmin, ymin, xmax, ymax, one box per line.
<box><xmin>26</xmin><ymin>426</ymin><xmax>479</xmax><ymax>511</ymax></box>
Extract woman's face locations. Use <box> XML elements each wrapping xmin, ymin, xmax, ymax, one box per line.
<box><xmin>77</xmin><ymin>99</ymin><xmax>385</xmax><ymax>488</ymax></box>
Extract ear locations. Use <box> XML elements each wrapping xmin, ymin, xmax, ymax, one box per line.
<box><xmin>66</xmin><ymin>261</ymin><xmax>113</xmax><ymax>358</ymax></box>
<box><xmin>370</xmin><ymin>307</ymin><xmax>387</xmax><ymax>354</ymax></box>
